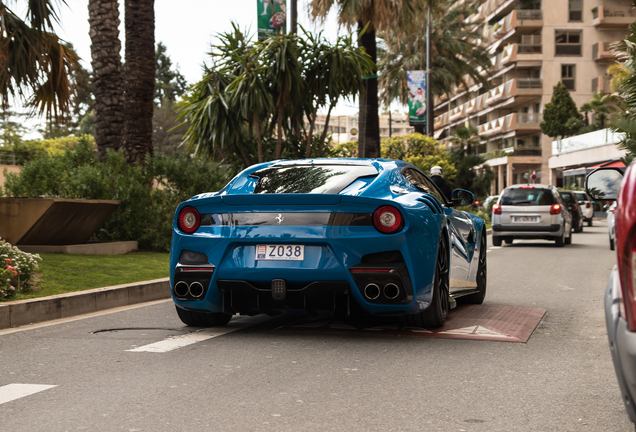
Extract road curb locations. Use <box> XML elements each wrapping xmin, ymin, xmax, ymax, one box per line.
<box><xmin>0</xmin><ymin>278</ymin><xmax>171</xmax><ymax>330</ymax></box>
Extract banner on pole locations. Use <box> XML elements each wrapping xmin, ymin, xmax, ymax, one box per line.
<box><xmin>258</xmin><ymin>0</ymin><xmax>287</xmax><ymax>40</ymax></box>
<box><xmin>407</xmin><ymin>71</ymin><xmax>427</xmax><ymax>127</ymax></box>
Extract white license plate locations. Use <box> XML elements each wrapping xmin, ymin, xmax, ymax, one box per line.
<box><xmin>513</xmin><ymin>216</ymin><xmax>539</xmax><ymax>223</ymax></box>
<box><xmin>256</xmin><ymin>245</ymin><xmax>305</xmax><ymax>261</ymax></box>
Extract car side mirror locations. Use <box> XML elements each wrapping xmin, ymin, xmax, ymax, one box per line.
<box><xmin>451</xmin><ymin>189</ymin><xmax>474</xmax><ymax>207</ymax></box>
<box><xmin>585</xmin><ymin>168</ymin><xmax>624</xmax><ymax>201</ymax></box>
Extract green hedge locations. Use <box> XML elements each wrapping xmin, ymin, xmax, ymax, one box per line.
<box><xmin>2</xmin><ymin>138</ymin><xmax>234</xmax><ymax>251</ymax></box>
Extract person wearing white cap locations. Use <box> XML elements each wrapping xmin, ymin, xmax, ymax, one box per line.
<box><xmin>430</xmin><ymin>166</ymin><xmax>451</xmax><ymax>201</ymax></box>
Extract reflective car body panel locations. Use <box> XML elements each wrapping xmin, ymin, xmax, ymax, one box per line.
<box><xmin>169</xmin><ymin>159</ymin><xmax>485</xmax><ymax>318</ymax></box>
<box><xmin>605</xmin><ymin>265</ymin><xmax>636</xmax><ymax>423</ymax></box>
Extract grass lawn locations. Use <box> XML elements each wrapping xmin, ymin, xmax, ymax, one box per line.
<box><xmin>9</xmin><ymin>252</ymin><xmax>170</xmax><ymax>301</ymax></box>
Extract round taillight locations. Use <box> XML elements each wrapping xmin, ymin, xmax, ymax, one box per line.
<box><xmin>373</xmin><ymin>205</ymin><xmax>404</xmax><ymax>234</ymax></box>
<box><xmin>550</xmin><ymin>204</ymin><xmax>562</xmax><ymax>215</ymax></box>
<box><xmin>492</xmin><ymin>204</ymin><xmax>502</xmax><ymax>215</ymax></box>
<box><xmin>178</xmin><ymin>207</ymin><xmax>200</xmax><ymax>234</ymax></box>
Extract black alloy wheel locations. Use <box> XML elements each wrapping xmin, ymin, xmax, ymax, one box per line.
<box><xmin>175</xmin><ymin>306</ymin><xmax>233</xmax><ymax>327</ymax></box>
<box><xmin>464</xmin><ymin>231</ymin><xmax>487</xmax><ymax>305</ymax></box>
<box><xmin>403</xmin><ymin>235</ymin><xmax>450</xmax><ymax>328</ymax></box>
<box><xmin>565</xmin><ymin>224</ymin><xmax>572</xmax><ymax>245</ymax></box>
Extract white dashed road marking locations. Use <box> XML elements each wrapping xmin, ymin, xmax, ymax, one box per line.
<box><xmin>126</xmin><ymin>315</ymin><xmax>271</xmax><ymax>353</ymax></box>
<box><xmin>0</xmin><ymin>384</ymin><xmax>56</xmax><ymax>405</ymax></box>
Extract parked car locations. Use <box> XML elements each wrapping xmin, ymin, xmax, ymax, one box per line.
<box><xmin>558</xmin><ymin>190</ymin><xmax>584</xmax><ymax>233</ymax></box>
<box><xmin>491</xmin><ymin>184</ymin><xmax>573</xmax><ymax>247</ymax></box>
<box><xmin>483</xmin><ymin>195</ymin><xmax>499</xmax><ymax>213</ymax></box>
<box><xmin>607</xmin><ymin>201</ymin><xmax>617</xmax><ymax>250</ymax></box>
<box><xmin>573</xmin><ymin>190</ymin><xmax>594</xmax><ymax>226</ymax></box>
<box><xmin>585</xmin><ymin>165</ymin><xmax>636</xmax><ymax>426</ymax></box>
<box><xmin>170</xmin><ymin>159</ymin><xmax>487</xmax><ymax>329</ymax></box>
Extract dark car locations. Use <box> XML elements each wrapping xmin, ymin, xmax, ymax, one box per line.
<box><xmin>558</xmin><ymin>190</ymin><xmax>584</xmax><ymax>233</ymax></box>
<box><xmin>586</xmin><ymin>165</ymin><xmax>635</xmax><ymax>426</ymax></box>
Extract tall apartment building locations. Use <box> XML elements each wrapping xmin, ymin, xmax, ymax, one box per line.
<box><xmin>432</xmin><ymin>0</ymin><xmax>633</xmax><ymax>193</ymax></box>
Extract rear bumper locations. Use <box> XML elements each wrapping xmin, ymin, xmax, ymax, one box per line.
<box><xmin>492</xmin><ymin>223</ymin><xmax>562</xmax><ymax>239</ymax></box>
<box><xmin>605</xmin><ymin>266</ymin><xmax>636</xmax><ymax>424</ymax></box>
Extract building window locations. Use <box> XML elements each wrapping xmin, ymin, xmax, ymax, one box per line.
<box><xmin>561</xmin><ymin>64</ymin><xmax>576</xmax><ymax>90</ymax></box>
<box><xmin>556</xmin><ymin>30</ymin><xmax>582</xmax><ymax>55</ymax></box>
<box><xmin>569</xmin><ymin>0</ymin><xmax>582</xmax><ymax>21</ymax></box>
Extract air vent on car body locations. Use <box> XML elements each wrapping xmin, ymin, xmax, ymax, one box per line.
<box><xmin>417</xmin><ymin>196</ymin><xmax>442</xmax><ymax>214</ymax></box>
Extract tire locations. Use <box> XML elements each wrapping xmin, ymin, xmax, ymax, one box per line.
<box><xmin>588</xmin><ymin>218</ymin><xmax>593</xmax><ymax>227</ymax></box>
<box><xmin>175</xmin><ymin>306</ymin><xmax>232</xmax><ymax>327</ymax></box>
<box><xmin>464</xmin><ymin>231</ymin><xmax>487</xmax><ymax>305</ymax></box>
<box><xmin>565</xmin><ymin>227</ymin><xmax>572</xmax><ymax>245</ymax></box>
<box><xmin>492</xmin><ymin>236</ymin><xmax>502</xmax><ymax>246</ymax></box>
<box><xmin>555</xmin><ymin>228</ymin><xmax>565</xmax><ymax>247</ymax></box>
<box><xmin>610</xmin><ymin>235</ymin><xmax>615</xmax><ymax>251</ymax></box>
<box><xmin>401</xmin><ymin>236</ymin><xmax>450</xmax><ymax>328</ymax></box>
<box><xmin>505</xmin><ymin>238</ymin><xmax>513</xmax><ymax>244</ymax></box>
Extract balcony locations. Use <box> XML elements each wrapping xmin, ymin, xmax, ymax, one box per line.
<box><xmin>501</xmin><ymin>36</ymin><xmax>542</xmax><ymax>66</ymax></box>
<box><xmin>434</xmin><ymin>112</ymin><xmax>450</xmax><ymax>129</ymax></box>
<box><xmin>484</xmin><ymin>78</ymin><xmax>543</xmax><ymax>107</ymax></box>
<box><xmin>515</xmin><ymin>9</ymin><xmax>543</xmax><ymax>27</ymax></box>
<box><xmin>593</xmin><ymin>6</ymin><xmax>635</xmax><ymax>27</ymax></box>
<box><xmin>478</xmin><ymin>112</ymin><xmax>541</xmax><ymax>137</ymax></box>
<box><xmin>591</xmin><ymin>76</ymin><xmax>611</xmax><ymax>93</ymax></box>
<box><xmin>592</xmin><ymin>41</ymin><xmax>620</xmax><ymax>62</ymax></box>
<box><xmin>449</xmin><ymin>104</ymin><xmax>466</xmax><ymax>122</ymax></box>
<box><xmin>481</xmin><ymin>147</ymin><xmax>542</xmax><ymax>160</ymax></box>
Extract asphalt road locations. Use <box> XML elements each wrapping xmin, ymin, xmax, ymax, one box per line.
<box><xmin>0</xmin><ymin>220</ymin><xmax>632</xmax><ymax>432</ymax></box>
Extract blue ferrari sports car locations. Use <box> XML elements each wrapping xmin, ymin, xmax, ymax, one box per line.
<box><xmin>170</xmin><ymin>159</ymin><xmax>487</xmax><ymax>328</ymax></box>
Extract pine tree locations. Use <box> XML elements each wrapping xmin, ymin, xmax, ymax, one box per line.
<box><xmin>540</xmin><ymin>83</ymin><xmax>581</xmax><ymax>140</ymax></box>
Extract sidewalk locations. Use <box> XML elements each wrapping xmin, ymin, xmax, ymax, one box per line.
<box><xmin>0</xmin><ymin>278</ymin><xmax>170</xmax><ymax>330</ymax></box>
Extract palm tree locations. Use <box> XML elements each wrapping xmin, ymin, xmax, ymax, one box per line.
<box><xmin>589</xmin><ymin>91</ymin><xmax>616</xmax><ymax>129</ymax></box>
<box><xmin>379</xmin><ymin>0</ymin><xmax>491</xmax><ymax>115</ymax></box>
<box><xmin>259</xmin><ymin>32</ymin><xmax>304</xmax><ymax>159</ymax></box>
<box><xmin>580</xmin><ymin>103</ymin><xmax>592</xmax><ymax>126</ymax></box>
<box><xmin>123</xmin><ymin>0</ymin><xmax>155</xmax><ymax>164</ymax></box>
<box><xmin>300</xmin><ymin>28</ymin><xmax>374</xmax><ymax>157</ymax></box>
<box><xmin>309</xmin><ymin>0</ymin><xmax>422</xmax><ymax>158</ymax></box>
<box><xmin>0</xmin><ymin>1</ymin><xmax>80</xmax><ymax>121</ymax></box>
<box><xmin>448</xmin><ymin>125</ymin><xmax>483</xmax><ymax>156</ymax></box>
<box><xmin>88</xmin><ymin>0</ymin><xmax>124</xmax><ymax>161</ymax></box>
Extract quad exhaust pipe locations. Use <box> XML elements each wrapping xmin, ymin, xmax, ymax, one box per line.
<box><xmin>363</xmin><ymin>283</ymin><xmax>400</xmax><ymax>301</ymax></box>
<box><xmin>174</xmin><ymin>281</ymin><xmax>205</xmax><ymax>298</ymax></box>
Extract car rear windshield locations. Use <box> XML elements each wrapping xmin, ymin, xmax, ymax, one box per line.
<box><xmin>559</xmin><ymin>191</ymin><xmax>576</xmax><ymax>203</ymax></box>
<box><xmin>251</xmin><ymin>164</ymin><xmax>378</xmax><ymax>194</ymax></box>
<box><xmin>573</xmin><ymin>192</ymin><xmax>589</xmax><ymax>201</ymax></box>
<box><xmin>500</xmin><ymin>187</ymin><xmax>556</xmax><ymax>206</ymax></box>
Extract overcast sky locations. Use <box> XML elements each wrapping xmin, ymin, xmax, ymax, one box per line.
<box><xmin>55</xmin><ymin>1</ymin><xmax>347</xmax><ymax>88</ymax></box>
<box><xmin>16</xmin><ymin>1</ymin><xmax>405</xmax><ymax>136</ymax></box>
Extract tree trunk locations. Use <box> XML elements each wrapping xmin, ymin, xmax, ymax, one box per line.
<box><xmin>276</xmin><ymin>105</ymin><xmax>283</xmax><ymax>159</ymax></box>
<box><xmin>305</xmin><ymin>105</ymin><xmax>319</xmax><ymax>158</ymax></box>
<box><xmin>88</xmin><ymin>0</ymin><xmax>124</xmax><ymax>162</ymax></box>
<box><xmin>357</xmin><ymin>20</ymin><xmax>380</xmax><ymax>159</ymax></box>
<box><xmin>123</xmin><ymin>0</ymin><xmax>155</xmax><ymax>165</ymax></box>
<box><xmin>318</xmin><ymin>103</ymin><xmax>335</xmax><ymax>154</ymax></box>
<box><xmin>254</xmin><ymin>112</ymin><xmax>263</xmax><ymax>163</ymax></box>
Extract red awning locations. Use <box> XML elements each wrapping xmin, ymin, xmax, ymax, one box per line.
<box><xmin>602</xmin><ymin>160</ymin><xmax>626</xmax><ymax>168</ymax></box>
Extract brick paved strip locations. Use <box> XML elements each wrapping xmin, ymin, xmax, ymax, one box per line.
<box><xmin>0</xmin><ymin>278</ymin><xmax>170</xmax><ymax>329</ymax></box>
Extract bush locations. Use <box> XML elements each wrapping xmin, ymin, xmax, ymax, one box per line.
<box><xmin>3</xmin><ymin>137</ymin><xmax>234</xmax><ymax>252</ymax></box>
<box><xmin>0</xmin><ymin>238</ymin><xmax>41</xmax><ymax>300</ymax></box>
<box><xmin>381</xmin><ymin>134</ymin><xmax>456</xmax><ymax>181</ymax></box>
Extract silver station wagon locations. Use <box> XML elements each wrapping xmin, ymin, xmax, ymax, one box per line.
<box><xmin>491</xmin><ymin>184</ymin><xmax>573</xmax><ymax>247</ymax></box>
